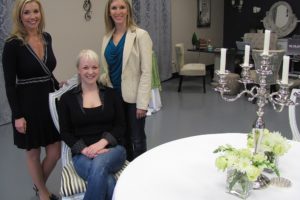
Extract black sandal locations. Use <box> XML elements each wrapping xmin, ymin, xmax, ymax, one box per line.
<box><xmin>49</xmin><ymin>193</ymin><xmax>59</xmax><ymax>200</ymax></box>
<box><xmin>33</xmin><ymin>184</ymin><xmax>39</xmax><ymax>196</ymax></box>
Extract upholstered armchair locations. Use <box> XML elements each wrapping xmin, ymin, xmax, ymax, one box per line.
<box><xmin>49</xmin><ymin>75</ymin><xmax>129</xmax><ymax>200</ymax></box>
<box><xmin>175</xmin><ymin>43</ymin><xmax>206</xmax><ymax>93</ymax></box>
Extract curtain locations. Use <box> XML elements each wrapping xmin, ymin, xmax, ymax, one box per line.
<box><xmin>132</xmin><ymin>0</ymin><xmax>172</xmax><ymax>81</ymax></box>
<box><xmin>0</xmin><ymin>0</ymin><xmax>14</xmax><ymax>125</ymax></box>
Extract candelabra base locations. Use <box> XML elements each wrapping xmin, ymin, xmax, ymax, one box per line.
<box><xmin>253</xmin><ymin>174</ymin><xmax>270</xmax><ymax>190</ymax></box>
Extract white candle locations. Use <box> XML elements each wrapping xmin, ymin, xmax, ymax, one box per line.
<box><xmin>243</xmin><ymin>45</ymin><xmax>250</xmax><ymax>66</ymax></box>
<box><xmin>220</xmin><ymin>48</ymin><xmax>227</xmax><ymax>74</ymax></box>
<box><xmin>263</xmin><ymin>30</ymin><xmax>271</xmax><ymax>55</ymax></box>
<box><xmin>282</xmin><ymin>55</ymin><xmax>290</xmax><ymax>84</ymax></box>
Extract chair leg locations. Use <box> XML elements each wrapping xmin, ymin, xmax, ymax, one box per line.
<box><xmin>202</xmin><ymin>76</ymin><xmax>206</xmax><ymax>93</ymax></box>
<box><xmin>178</xmin><ymin>76</ymin><xmax>183</xmax><ymax>92</ymax></box>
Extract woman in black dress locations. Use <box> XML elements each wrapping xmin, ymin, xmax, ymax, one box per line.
<box><xmin>2</xmin><ymin>1</ymin><xmax>60</xmax><ymax>200</ymax></box>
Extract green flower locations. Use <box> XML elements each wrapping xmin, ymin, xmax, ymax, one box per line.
<box><xmin>273</xmin><ymin>144</ymin><xmax>287</xmax><ymax>156</ymax></box>
<box><xmin>247</xmin><ymin>129</ymin><xmax>291</xmax><ymax>156</ymax></box>
<box><xmin>247</xmin><ymin>136</ymin><xmax>254</xmax><ymax>148</ymax></box>
<box><xmin>215</xmin><ymin>156</ymin><xmax>228</xmax><ymax>171</ymax></box>
<box><xmin>245</xmin><ymin>165</ymin><xmax>261</xmax><ymax>181</ymax></box>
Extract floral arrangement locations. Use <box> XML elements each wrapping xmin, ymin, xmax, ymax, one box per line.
<box><xmin>247</xmin><ymin>129</ymin><xmax>291</xmax><ymax>157</ymax></box>
<box><xmin>213</xmin><ymin>129</ymin><xmax>291</xmax><ymax>199</ymax></box>
<box><xmin>214</xmin><ymin>144</ymin><xmax>279</xmax><ymax>199</ymax></box>
<box><xmin>214</xmin><ymin>145</ymin><xmax>279</xmax><ymax>181</ymax></box>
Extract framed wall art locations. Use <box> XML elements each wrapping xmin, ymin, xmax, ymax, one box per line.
<box><xmin>197</xmin><ymin>0</ymin><xmax>211</xmax><ymax>27</ymax></box>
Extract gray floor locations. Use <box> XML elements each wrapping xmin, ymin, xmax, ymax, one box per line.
<box><xmin>0</xmin><ymin>77</ymin><xmax>294</xmax><ymax>200</ymax></box>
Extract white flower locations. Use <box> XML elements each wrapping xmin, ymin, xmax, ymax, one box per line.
<box><xmin>236</xmin><ymin>157</ymin><xmax>251</xmax><ymax>173</ymax></box>
<box><xmin>247</xmin><ymin>129</ymin><xmax>291</xmax><ymax>156</ymax></box>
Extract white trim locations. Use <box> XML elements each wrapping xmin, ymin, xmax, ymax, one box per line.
<box><xmin>49</xmin><ymin>74</ymin><xmax>79</xmax><ymax>131</ymax></box>
<box><xmin>289</xmin><ymin>89</ymin><xmax>300</xmax><ymax>141</ymax></box>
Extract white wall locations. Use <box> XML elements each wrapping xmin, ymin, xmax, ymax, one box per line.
<box><xmin>172</xmin><ymin>0</ymin><xmax>224</xmax><ymax>71</ymax></box>
<box><xmin>41</xmin><ymin>0</ymin><xmax>106</xmax><ymax>81</ymax></box>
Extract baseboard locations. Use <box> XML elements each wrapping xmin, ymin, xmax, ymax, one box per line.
<box><xmin>162</xmin><ymin>72</ymin><xmax>179</xmax><ymax>82</ymax></box>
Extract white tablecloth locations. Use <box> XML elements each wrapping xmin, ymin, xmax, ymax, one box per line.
<box><xmin>113</xmin><ymin>133</ymin><xmax>300</xmax><ymax>200</ymax></box>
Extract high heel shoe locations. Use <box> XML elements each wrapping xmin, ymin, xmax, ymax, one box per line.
<box><xmin>33</xmin><ymin>184</ymin><xmax>39</xmax><ymax>196</ymax></box>
<box><xmin>49</xmin><ymin>193</ymin><xmax>59</xmax><ymax>200</ymax></box>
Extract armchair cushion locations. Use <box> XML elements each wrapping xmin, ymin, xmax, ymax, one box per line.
<box><xmin>61</xmin><ymin>162</ymin><xmax>86</xmax><ymax>197</ymax></box>
<box><xmin>179</xmin><ymin>63</ymin><xmax>206</xmax><ymax>76</ymax></box>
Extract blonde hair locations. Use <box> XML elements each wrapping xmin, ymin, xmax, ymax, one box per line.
<box><xmin>10</xmin><ymin>0</ymin><xmax>45</xmax><ymax>43</ymax></box>
<box><xmin>104</xmin><ymin>0</ymin><xmax>137</xmax><ymax>33</ymax></box>
<box><xmin>76</xmin><ymin>49</ymin><xmax>99</xmax><ymax>68</ymax></box>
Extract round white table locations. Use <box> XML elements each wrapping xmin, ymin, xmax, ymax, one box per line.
<box><xmin>113</xmin><ymin>133</ymin><xmax>300</xmax><ymax>200</ymax></box>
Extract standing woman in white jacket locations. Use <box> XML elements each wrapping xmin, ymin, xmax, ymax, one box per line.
<box><xmin>101</xmin><ymin>0</ymin><xmax>152</xmax><ymax>161</ymax></box>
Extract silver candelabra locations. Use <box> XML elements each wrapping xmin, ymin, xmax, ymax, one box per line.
<box><xmin>215</xmin><ymin>52</ymin><xmax>300</xmax><ymax>189</ymax></box>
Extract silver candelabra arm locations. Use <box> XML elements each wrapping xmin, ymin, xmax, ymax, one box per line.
<box><xmin>215</xmin><ymin>52</ymin><xmax>297</xmax><ymax>129</ymax></box>
<box><xmin>214</xmin><ymin>67</ymin><xmax>258</xmax><ymax>103</ymax></box>
<box><xmin>295</xmin><ymin>91</ymin><xmax>300</xmax><ymax>100</ymax></box>
<box><xmin>269</xmin><ymin>81</ymin><xmax>298</xmax><ymax>112</ymax></box>
<box><xmin>218</xmin><ymin>84</ymin><xmax>259</xmax><ymax>102</ymax></box>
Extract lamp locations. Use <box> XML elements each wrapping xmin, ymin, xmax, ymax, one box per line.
<box><xmin>231</xmin><ymin>0</ymin><xmax>243</xmax><ymax>12</ymax></box>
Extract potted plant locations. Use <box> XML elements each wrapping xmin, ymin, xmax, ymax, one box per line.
<box><xmin>192</xmin><ymin>32</ymin><xmax>198</xmax><ymax>49</ymax></box>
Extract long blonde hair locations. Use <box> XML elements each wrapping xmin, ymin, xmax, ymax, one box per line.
<box><xmin>10</xmin><ymin>0</ymin><xmax>45</xmax><ymax>43</ymax></box>
<box><xmin>104</xmin><ymin>0</ymin><xmax>137</xmax><ymax>33</ymax></box>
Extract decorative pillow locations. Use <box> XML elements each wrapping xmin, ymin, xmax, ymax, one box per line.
<box><xmin>60</xmin><ymin>160</ymin><xmax>130</xmax><ymax>197</ymax></box>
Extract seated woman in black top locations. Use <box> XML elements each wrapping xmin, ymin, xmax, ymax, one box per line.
<box><xmin>58</xmin><ymin>49</ymin><xmax>126</xmax><ymax>200</ymax></box>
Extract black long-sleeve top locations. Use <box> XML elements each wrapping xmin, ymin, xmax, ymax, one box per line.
<box><xmin>58</xmin><ymin>85</ymin><xmax>126</xmax><ymax>155</ymax></box>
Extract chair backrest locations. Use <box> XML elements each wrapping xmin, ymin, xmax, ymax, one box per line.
<box><xmin>289</xmin><ymin>88</ymin><xmax>300</xmax><ymax>141</ymax></box>
<box><xmin>175</xmin><ymin>43</ymin><xmax>185</xmax><ymax>70</ymax></box>
<box><xmin>49</xmin><ymin>74</ymin><xmax>79</xmax><ymax>166</ymax></box>
<box><xmin>251</xmin><ymin>49</ymin><xmax>285</xmax><ymax>85</ymax></box>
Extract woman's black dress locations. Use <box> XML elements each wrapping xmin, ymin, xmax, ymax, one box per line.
<box><xmin>2</xmin><ymin>32</ymin><xmax>61</xmax><ymax>150</ymax></box>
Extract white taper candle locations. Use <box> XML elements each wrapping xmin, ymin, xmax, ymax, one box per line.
<box><xmin>243</xmin><ymin>45</ymin><xmax>250</xmax><ymax>66</ymax></box>
<box><xmin>282</xmin><ymin>55</ymin><xmax>290</xmax><ymax>84</ymax></box>
<box><xmin>263</xmin><ymin>30</ymin><xmax>271</xmax><ymax>55</ymax></box>
<box><xmin>220</xmin><ymin>48</ymin><xmax>227</xmax><ymax>74</ymax></box>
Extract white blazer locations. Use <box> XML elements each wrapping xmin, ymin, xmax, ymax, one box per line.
<box><xmin>100</xmin><ymin>27</ymin><xmax>153</xmax><ymax>110</ymax></box>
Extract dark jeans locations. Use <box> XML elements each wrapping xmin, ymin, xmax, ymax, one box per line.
<box><xmin>72</xmin><ymin>145</ymin><xmax>126</xmax><ymax>200</ymax></box>
<box><xmin>122</xmin><ymin>101</ymin><xmax>147</xmax><ymax>161</ymax></box>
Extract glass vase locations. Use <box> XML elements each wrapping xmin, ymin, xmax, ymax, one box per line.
<box><xmin>226</xmin><ymin>169</ymin><xmax>252</xmax><ymax>199</ymax></box>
